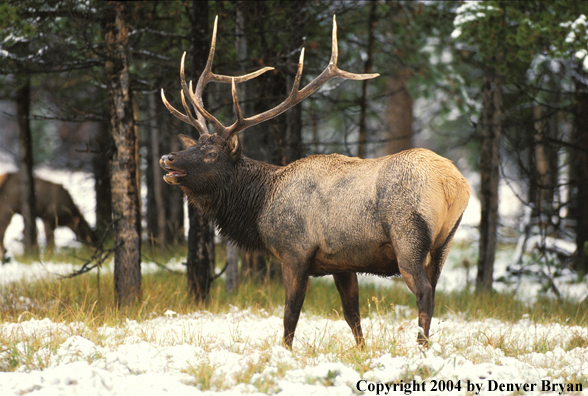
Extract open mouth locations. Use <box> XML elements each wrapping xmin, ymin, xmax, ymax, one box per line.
<box><xmin>160</xmin><ymin>161</ymin><xmax>187</xmax><ymax>184</ymax></box>
<box><xmin>165</xmin><ymin>170</ymin><xmax>186</xmax><ymax>177</ymax></box>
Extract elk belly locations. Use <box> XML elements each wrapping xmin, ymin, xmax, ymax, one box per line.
<box><xmin>310</xmin><ymin>242</ymin><xmax>399</xmax><ymax>276</ymax></box>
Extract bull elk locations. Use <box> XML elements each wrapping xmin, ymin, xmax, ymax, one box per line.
<box><xmin>160</xmin><ymin>16</ymin><xmax>470</xmax><ymax>348</ymax></box>
<box><xmin>0</xmin><ymin>173</ymin><xmax>97</xmax><ymax>262</ymax></box>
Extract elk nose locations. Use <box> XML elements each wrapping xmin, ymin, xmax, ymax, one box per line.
<box><xmin>162</xmin><ymin>154</ymin><xmax>174</xmax><ymax>162</ymax></box>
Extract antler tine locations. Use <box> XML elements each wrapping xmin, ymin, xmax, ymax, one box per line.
<box><xmin>216</xmin><ymin>49</ymin><xmax>305</xmax><ymax>141</ymax></box>
<box><xmin>296</xmin><ymin>15</ymin><xmax>380</xmax><ymax>96</ymax></box>
<box><xmin>161</xmin><ymin>89</ymin><xmax>186</xmax><ymax>123</ymax></box>
<box><xmin>187</xmin><ymin>16</ymin><xmax>275</xmax><ymax>136</ymax></box>
<box><xmin>161</xmin><ymin>88</ymin><xmax>208</xmax><ymax>135</ymax></box>
<box><xmin>231</xmin><ymin>78</ymin><xmax>243</xmax><ymax>124</ymax></box>
<box><xmin>180</xmin><ymin>90</ymin><xmax>209</xmax><ymax>134</ymax></box>
<box><xmin>160</xmin><ymin>52</ymin><xmax>209</xmax><ymax>135</ymax></box>
<box><xmin>163</xmin><ymin>16</ymin><xmax>274</xmax><ymax>137</ymax></box>
<box><xmin>221</xmin><ymin>14</ymin><xmax>380</xmax><ymax>140</ymax></box>
<box><xmin>190</xmin><ymin>16</ymin><xmax>229</xmax><ymax>135</ymax></box>
<box><xmin>179</xmin><ymin>53</ymin><xmax>209</xmax><ymax>135</ymax></box>
<box><xmin>330</xmin><ymin>14</ymin><xmax>339</xmax><ymax>66</ymax></box>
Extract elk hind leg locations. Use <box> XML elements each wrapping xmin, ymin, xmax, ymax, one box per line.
<box><xmin>400</xmin><ymin>264</ymin><xmax>434</xmax><ymax>346</ymax></box>
<box><xmin>333</xmin><ymin>272</ymin><xmax>364</xmax><ymax>347</ymax></box>
<box><xmin>393</xmin><ymin>215</ymin><xmax>435</xmax><ymax>346</ymax></box>
<box><xmin>427</xmin><ymin>215</ymin><xmax>463</xmax><ymax>292</ymax></box>
<box><xmin>281</xmin><ymin>264</ymin><xmax>309</xmax><ymax>349</ymax></box>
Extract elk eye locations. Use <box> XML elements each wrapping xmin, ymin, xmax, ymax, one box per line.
<box><xmin>205</xmin><ymin>151</ymin><xmax>218</xmax><ymax>160</ymax></box>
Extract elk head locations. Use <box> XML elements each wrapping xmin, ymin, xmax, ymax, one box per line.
<box><xmin>159</xmin><ymin>133</ymin><xmax>241</xmax><ymax>196</ymax></box>
<box><xmin>160</xmin><ymin>15</ymin><xmax>379</xmax><ymax>188</ymax></box>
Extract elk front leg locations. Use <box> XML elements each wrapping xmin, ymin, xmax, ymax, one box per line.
<box><xmin>333</xmin><ymin>272</ymin><xmax>364</xmax><ymax>348</ymax></box>
<box><xmin>43</xmin><ymin>220</ymin><xmax>55</xmax><ymax>256</ymax></box>
<box><xmin>281</xmin><ymin>264</ymin><xmax>309</xmax><ymax>349</ymax></box>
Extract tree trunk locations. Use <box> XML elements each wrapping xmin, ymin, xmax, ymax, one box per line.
<box><xmin>357</xmin><ymin>0</ymin><xmax>377</xmax><ymax>159</ymax></box>
<box><xmin>241</xmin><ymin>251</ymin><xmax>267</xmax><ymax>282</ymax></box>
<box><xmin>529</xmin><ymin>105</ymin><xmax>557</xmax><ymax>230</ymax></box>
<box><xmin>283</xmin><ymin>1</ymin><xmax>305</xmax><ymax>165</ymax></box>
<box><xmin>145</xmin><ymin>96</ymin><xmax>156</xmax><ymax>250</ymax></box>
<box><xmin>103</xmin><ymin>3</ymin><xmax>142</xmax><ymax>307</ymax></box>
<box><xmin>16</xmin><ymin>75</ymin><xmax>38</xmax><ymax>256</ymax></box>
<box><xmin>284</xmin><ymin>84</ymin><xmax>303</xmax><ymax>164</ymax></box>
<box><xmin>240</xmin><ymin>1</ymin><xmax>305</xmax><ymax>166</ymax></box>
<box><xmin>147</xmin><ymin>92</ymin><xmax>167</xmax><ymax>254</ymax></box>
<box><xmin>133</xmin><ymin>98</ymin><xmax>142</xmax><ymax>222</ymax></box>
<box><xmin>185</xmin><ymin>0</ymin><xmax>212</xmax><ymax>302</ymax></box>
<box><xmin>385</xmin><ymin>68</ymin><xmax>414</xmax><ymax>155</ymax></box>
<box><xmin>94</xmin><ymin>121</ymin><xmax>112</xmax><ymax>238</ymax></box>
<box><xmin>476</xmin><ymin>71</ymin><xmax>503</xmax><ymax>293</ymax></box>
<box><xmin>574</xmin><ymin>71</ymin><xmax>588</xmax><ymax>274</ymax></box>
<box><xmin>187</xmin><ymin>205</ymin><xmax>211</xmax><ymax>300</ymax></box>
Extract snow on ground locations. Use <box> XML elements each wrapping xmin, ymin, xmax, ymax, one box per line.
<box><xmin>2</xmin><ymin>171</ymin><xmax>588</xmax><ymax>395</ymax></box>
<box><xmin>0</xmin><ymin>304</ymin><xmax>587</xmax><ymax>395</ymax></box>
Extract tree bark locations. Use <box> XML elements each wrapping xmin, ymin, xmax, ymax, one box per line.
<box><xmin>283</xmin><ymin>2</ymin><xmax>305</xmax><ymax>164</ymax></box>
<box><xmin>103</xmin><ymin>2</ymin><xmax>142</xmax><ymax>307</ymax></box>
<box><xmin>476</xmin><ymin>71</ymin><xmax>503</xmax><ymax>293</ymax></box>
<box><xmin>16</xmin><ymin>75</ymin><xmax>38</xmax><ymax>256</ymax></box>
<box><xmin>187</xmin><ymin>205</ymin><xmax>211</xmax><ymax>300</ymax></box>
<box><xmin>574</xmin><ymin>71</ymin><xmax>588</xmax><ymax>274</ymax></box>
<box><xmin>240</xmin><ymin>1</ymin><xmax>305</xmax><ymax>167</ymax></box>
<box><xmin>94</xmin><ymin>121</ymin><xmax>112</xmax><ymax>238</ymax></box>
<box><xmin>357</xmin><ymin>0</ymin><xmax>377</xmax><ymax>159</ymax></box>
<box><xmin>133</xmin><ymin>98</ymin><xmax>141</xmax><ymax>221</ymax></box>
<box><xmin>385</xmin><ymin>68</ymin><xmax>414</xmax><ymax>155</ymax></box>
<box><xmin>147</xmin><ymin>92</ymin><xmax>167</xmax><ymax>253</ymax></box>
<box><xmin>284</xmin><ymin>84</ymin><xmax>303</xmax><ymax>164</ymax></box>
<box><xmin>529</xmin><ymin>105</ymin><xmax>557</xmax><ymax>229</ymax></box>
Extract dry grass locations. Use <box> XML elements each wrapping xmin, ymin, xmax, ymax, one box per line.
<box><xmin>2</xmin><ymin>258</ymin><xmax>586</xmax><ymax>333</ymax></box>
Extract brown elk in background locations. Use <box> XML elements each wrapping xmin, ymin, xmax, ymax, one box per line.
<box><xmin>160</xmin><ymin>16</ymin><xmax>470</xmax><ymax>349</ymax></box>
<box><xmin>0</xmin><ymin>173</ymin><xmax>97</xmax><ymax>262</ymax></box>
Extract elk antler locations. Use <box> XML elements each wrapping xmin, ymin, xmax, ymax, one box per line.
<box><xmin>161</xmin><ymin>16</ymin><xmax>274</xmax><ymax>136</ymax></box>
<box><xmin>162</xmin><ymin>15</ymin><xmax>379</xmax><ymax>139</ymax></box>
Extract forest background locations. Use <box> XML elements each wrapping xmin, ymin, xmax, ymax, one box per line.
<box><xmin>1</xmin><ymin>0</ymin><xmax>588</xmax><ymax>307</ymax></box>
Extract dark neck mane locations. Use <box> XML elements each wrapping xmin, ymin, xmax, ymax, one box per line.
<box><xmin>187</xmin><ymin>157</ymin><xmax>278</xmax><ymax>253</ymax></box>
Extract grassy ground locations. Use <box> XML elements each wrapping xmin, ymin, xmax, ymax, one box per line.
<box><xmin>2</xmin><ymin>260</ymin><xmax>587</xmax><ymax>329</ymax></box>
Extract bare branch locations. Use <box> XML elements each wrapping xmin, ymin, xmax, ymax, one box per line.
<box><xmin>59</xmin><ymin>218</ymin><xmax>120</xmax><ymax>280</ymax></box>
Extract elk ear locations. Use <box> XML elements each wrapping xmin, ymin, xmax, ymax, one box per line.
<box><xmin>178</xmin><ymin>134</ymin><xmax>198</xmax><ymax>149</ymax></box>
<box><xmin>228</xmin><ymin>134</ymin><xmax>242</xmax><ymax>160</ymax></box>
